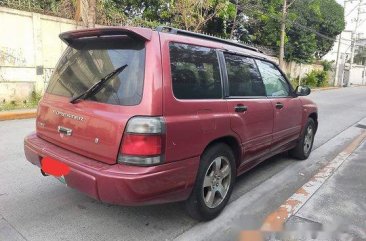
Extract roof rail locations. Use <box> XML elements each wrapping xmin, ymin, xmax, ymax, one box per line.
<box><xmin>156</xmin><ymin>26</ymin><xmax>261</xmax><ymax>53</ymax></box>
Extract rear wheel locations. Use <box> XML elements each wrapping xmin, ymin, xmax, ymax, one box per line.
<box><xmin>185</xmin><ymin>143</ymin><xmax>236</xmax><ymax>221</ymax></box>
<box><xmin>290</xmin><ymin>118</ymin><xmax>316</xmax><ymax>160</ymax></box>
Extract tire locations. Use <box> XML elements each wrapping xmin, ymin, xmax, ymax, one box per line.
<box><xmin>290</xmin><ymin>118</ymin><xmax>316</xmax><ymax>160</ymax></box>
<box><xmin>185</xmin><ymin>143</ymin><xmax>236</xmax><ymax>221</ymax></box>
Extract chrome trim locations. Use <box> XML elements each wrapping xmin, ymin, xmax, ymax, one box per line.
<box><xmin>58</xmin><ymin>126</ymin><xmax>72</xmax><ymax>136</ymax></box>
<box><xmin>53</xmin><ymin>110</ymin><xmax>84</xmax><ymax>121</ymax></box>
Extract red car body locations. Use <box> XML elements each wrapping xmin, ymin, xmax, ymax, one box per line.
<box><xmin>24</xmin><ymin>27</ymin><xmax>317</xmax><ymax>206</ymax></box>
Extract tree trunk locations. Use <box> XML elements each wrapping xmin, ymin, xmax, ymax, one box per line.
<box><xmin>87</xmin><ymin>0</ymin><xmax>96</xmax><ymax>28</ymax></box>
<box><xmin>230</xmin><ymin>0</ymin><xmax>239</xmax><ymax>39</ymax></box>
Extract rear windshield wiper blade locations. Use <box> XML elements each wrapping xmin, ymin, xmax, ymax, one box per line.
<box><xmin>70</xmin><ymin>64</ymin><xmax>128</xmax><ymax>104</ymax></box>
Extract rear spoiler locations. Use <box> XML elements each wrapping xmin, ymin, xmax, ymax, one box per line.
<box><xmin>59</xmin><ymin>27</ymin><xmax>152</xmax><ymax>45</ymax></box>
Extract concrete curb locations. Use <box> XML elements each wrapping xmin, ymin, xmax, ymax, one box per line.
<box><xmin>260</xmin><ymin>130</ymin><xmax>366</xmax><ymax>232</ymax></box>
<box><xmin>311</xmin><ymin>87</ymin><xmax>340</xmax><ymax>92</ymax></box>
<box><xmin>0</xmin><ymin>109</ymin><xmax>37</xmax><ymax>121</ymax></box>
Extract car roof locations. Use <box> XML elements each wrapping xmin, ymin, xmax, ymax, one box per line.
<box><xmin>59</xmin><ymin>26</ymin><xmax>272</xmax><ymax>62</ymax></box>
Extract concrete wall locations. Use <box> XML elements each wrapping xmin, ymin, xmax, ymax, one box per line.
<box><xmin>0</xmin><ymin>7</ymin><xmax>85</xmax><ymax>102</ymax></box>
<box><xmin>270</xmin><ymin>57</ymin><xmax>324</xmax><ymax>82</ymax></box>
<box><xmin>283</xmin><ymin>61</ymin><xmax>324</xmax><ymax>81</ymax></box>
<box><xmin>349</xmin><ymin>65</ymin><xmax>366</xmax><ymax>85</ymax></box>
<box><xmin>0</xmin><ymin>6</ymin><xmax>327</xmax><ymax>102</ymax></box>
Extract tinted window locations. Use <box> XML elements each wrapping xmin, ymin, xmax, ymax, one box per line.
<box><xmin>224</xmin><ymin>54</ymin><xmax>266</xmax><ymax>97</ymax></box>
<box><xmin>169</xmin><ymin>43</ymin><xmax>222</xmax><ymax>99</ymax></box>
<box><xmin>47</xmin><ymin>37</ymin><xmax>145</xmax><ymax>106</ymax></box>
<box><xmin>256</xmin><ymin>60</ymin><xmax>290</xmax><ymax>97</ymax></box>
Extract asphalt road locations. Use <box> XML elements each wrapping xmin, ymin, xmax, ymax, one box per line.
<box><xmin>1</xmin><ymin>86</ymin><xmax>366</xmax><ymax>241</ymax></box>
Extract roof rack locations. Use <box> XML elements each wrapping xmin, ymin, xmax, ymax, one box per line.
<box><xmin>156</xmin><ymin>26</ymin><xmax>262</xmax><ymax>53</ymax></box>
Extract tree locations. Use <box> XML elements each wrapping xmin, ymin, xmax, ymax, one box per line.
<box><xmin>2</xmin><ymin>0</ymin><xmax>345</xmax><ymax>63</ymax></box>
<box><xmin>284</xmin><ymin>0</ymin><xmax>345</xmax><ymax>62</ymax></box>
<box><xmin>88</xmin><ymin>0</ymin><xmax>96</xmax><ymax>28</ymax></box>
<box><xmin>233</xmin><ymin>0</ymin><xmax>345</xmax><ymax>63</ymax></box>
<box><xmin>311</xmin><ymin>0</ymin><xmax>346</xmax><ymax>58</ymax></box>
<box><xmin>173</xmin><ymin>0</ymin><xmax>229</xmax><ymax>32</ymax></box>
<box><xmin>75</xmin><ymin>0</ymin><xmax>96</xmax><ymax>27</ymax></box>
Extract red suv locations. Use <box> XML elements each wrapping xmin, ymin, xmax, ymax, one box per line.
<box><xmin>24</xmin><ymin>26</ymin><xmax>317</xmax><ymax>221</ymax></box>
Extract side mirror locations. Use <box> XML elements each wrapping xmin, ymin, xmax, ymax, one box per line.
<box><xmin>295</xmin><ymin>86</ymin><xmax>311</xmax><ymax>96</ymax></box>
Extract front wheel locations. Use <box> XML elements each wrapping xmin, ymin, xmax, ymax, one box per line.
<box><xmin>185</xmin><ymin>143</ymin><xmax>236</xmax><ymax>221</ymax></box>
<box><xmin>290</xmin><ymin>118</ymin><xmax>316</xmax><ymax>160</ymax></box>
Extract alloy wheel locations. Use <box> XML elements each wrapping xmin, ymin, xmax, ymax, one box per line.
<box><xmin>303</xmin><ymin>126</ymin><xmax>314</xmax><ymax>154</ymax></box>
<box><xmin>202</xmin><ymin>156</ymin><xmax>232</xmax><ymax>209</ymax></box>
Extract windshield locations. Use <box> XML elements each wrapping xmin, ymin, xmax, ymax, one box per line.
<box><xmin>46</xmin><ymin>37</ymin><xmax>145</xmax><ymax>106</ymax></box>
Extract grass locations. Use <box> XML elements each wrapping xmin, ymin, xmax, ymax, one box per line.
<box><xmin>0</xmin><ymin>101</ymin><xmax>39</xmax><ymax>111</ymax></box>
<box><xmin>0</xmin><ymin>91</ymin><xmax>41</xmax><ymax>112</ymax></box>
<box><xmin>290</xmin><ymin>70</ymin><xmax>331</xmax><ymax>90</ymax></box>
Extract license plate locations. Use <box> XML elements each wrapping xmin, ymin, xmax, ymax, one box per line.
<box><xmin>56</xmin><ymin>175</ymin><xmax>66</xmax><ymax>185</ymax></box>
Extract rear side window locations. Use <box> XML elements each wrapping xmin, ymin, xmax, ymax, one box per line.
<box><xmin>224</xmin><ymin>54</ymin><xmax>266</xmax><ymax>97</ymax></box>
<box><xmin>46</xmin><ymin>37</ymin><xmax>145</xmax><ymax>106</ymax></box>
<box><xmin>169</xmin><ymin>43</ymin><xmax>222</xmax><ymax>99</ymax></box>
<box><xmin>256</xmin><ymin>60</ymin><xmax>290</xmax><ymax>97</ymax></box>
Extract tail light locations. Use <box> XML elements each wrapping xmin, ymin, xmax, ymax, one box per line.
<box><xmin>118</xmin><ymin>117</ymin><xmax>165</xmax><ymax>166</ymax></box>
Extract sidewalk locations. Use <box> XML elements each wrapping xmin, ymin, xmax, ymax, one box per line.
<box><xmin>311</xmin><ymin>86</ymin><xmax>340</xmax><ymax>92</ymax></box>
<box><xmin>0</xmin><ymin>108</ymin><xmax>37</xmax><ymax>121</ymax></box>
<box><xmin>285</xmin><ymin>134</ymin><xmax>366</xmax><ymax>239</ymax></box>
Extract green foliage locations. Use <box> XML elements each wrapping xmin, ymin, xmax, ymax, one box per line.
<box><xmin>290</xmin><ymin>77</ymin><xmax>299</xmax><ymax>89</ymax></box>
<box><xmin>1</xmin><ymin>0</ymin><xmax>345</xmax><ymax>64</ymax></box>
<box><xmin>30</xmin><ymin>90</ymin><xmax>42</xmax><ymax>106</ymax></box>
<box><xmin>233</xmin><ymin>0</ymin><xmax>345</xmax><ymax>63</ymax></box>
<box><xmin>311</xmin><ymin>0</ymin><xmax>346</xmax><ymax>58</ymax></box>
<box><xmin>0</xmin><ymin>90</ymin><xmax>42</xmax><ymax>111</ymax></box>
<box><xmin>321</xmin><ymin>60</ymin><xmax>333</xmax><ymax>72</ymax></box>
<box><xmin>302</xmin><ymin>70</ymin><xmax>329</xmax><ymax>87</ymax></box>
<box><xmin>280</xmin><ymin>0</ymin><xmax>345</xmax><ymax>63</ymax></box>
<box><xmin>172</xmin><ymin>0</ymin><xmax>232</xmax><ymax>32</ymax></box>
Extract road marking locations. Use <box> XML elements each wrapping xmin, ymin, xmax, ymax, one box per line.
<box><xmin>260</xmin><ymin>130</ymin><xmax>366</xmax><ymax>232</ymax></box>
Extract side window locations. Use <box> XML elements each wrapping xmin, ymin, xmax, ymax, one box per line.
<box><xmin>169</xmin><ymin>43</ymin><xmax>222</xmax><ymax>99</ymax></box>
<box><xmin>256</xmin><ymin>60</ymin><xmax>290</xmax><ymax>97</ymax></box>
<box><xmin>224</xmin><ymin>54</ymin><xmax>266</xmax><ymax>97</ymax></box>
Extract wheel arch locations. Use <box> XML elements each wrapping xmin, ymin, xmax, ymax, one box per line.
<box><xmin>202</xmin><ymin>136</ymin><xmax>242</xmax><ymax>169</ymax></box>
<box><xmin>308</xmin><ymin>112</ymin><xmax>318</xmax><ymax>132</ymax></box>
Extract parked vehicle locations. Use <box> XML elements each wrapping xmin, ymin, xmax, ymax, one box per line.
<box><xmin>24</xmin><ymin>26</ymin><xmax>318</xmax><ymax>221</ymax></box>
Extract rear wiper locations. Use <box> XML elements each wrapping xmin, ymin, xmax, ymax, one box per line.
<box><xmin>70</xmin><ymin>64</ymin><xmax>128</xmax><ymax>104</ymax></box>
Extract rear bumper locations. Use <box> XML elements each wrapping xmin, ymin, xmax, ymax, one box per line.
<box><xmin>24</xmin><ymin>132</ymin><xmax>199</xmax><ymax>205</ymax></box>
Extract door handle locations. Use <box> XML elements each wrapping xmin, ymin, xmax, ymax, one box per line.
<box><xmin>275</xmin><ymin>102</ymin><xmax>284</xmax><ymax>109</ymax></box>
<box><xmin>234</xmin><ymin>105</ymin><xmax>248</xmax><ymax>113</ymax></box>
<box><xmin>58</xmin><ymin>126</ymin><xmax>72</xmax><ymax>136</ymax></box>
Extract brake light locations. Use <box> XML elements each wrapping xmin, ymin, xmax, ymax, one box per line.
<box><xmin>118</xmin><ymin>117</ymin><xmax>165</xmax><ymax>166</ymax></box>
<box><xmin>121</xmin><ymin>135</ymin><xmax>162</xmax><ymax>156</ymax></box>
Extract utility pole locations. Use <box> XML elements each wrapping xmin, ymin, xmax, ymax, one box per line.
<box><xmin>279</xmin><ymin>0</ymin><xmax>287</xmax><ymax>70</ymax></box>
<box><xmin>279</xmin><ymin>0</ymin><xmax>296</xmax><ymax>70</ymax></box>
<box><xmin>333</xmin><ymin>0</ymin><xmax>347</xmax><ymax>86</ymax></box>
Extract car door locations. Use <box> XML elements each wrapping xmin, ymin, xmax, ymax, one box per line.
<box><xmin>222</xmin><ymin>53</ymin><xmax>274</xmax><ymax>165</ymax></box>
<box><xmin>255</xmin><ymin>60</ymin><xmax>302</xmax><ymax>152</ymax></box>
<box><xmin>160</xmin><ymin>35</ymin><xmax>230</xmax><ymax>163</ymax></box>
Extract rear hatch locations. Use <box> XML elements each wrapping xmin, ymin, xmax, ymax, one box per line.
<box><xmin>36</xmin><ymin>28</ymin><xmax>150</xmax><ymax>164</ymax></box>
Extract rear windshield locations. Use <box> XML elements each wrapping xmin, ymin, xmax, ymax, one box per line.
<box><xmin>46</xmin><ymin>37</ymin><xmax>145</xmax><ymax>106</ymax></box>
